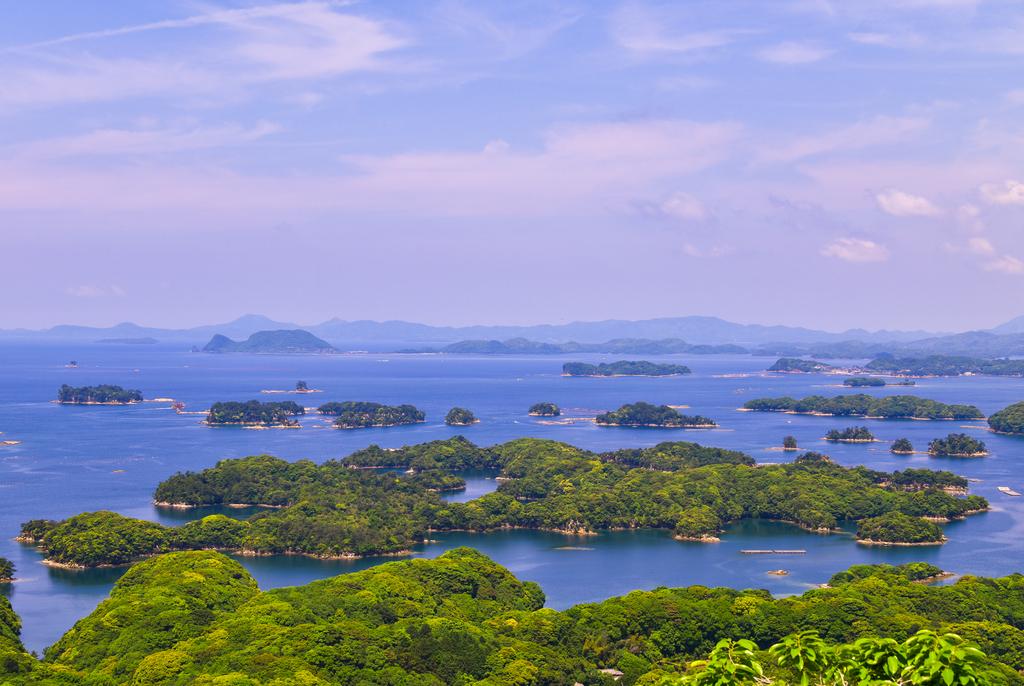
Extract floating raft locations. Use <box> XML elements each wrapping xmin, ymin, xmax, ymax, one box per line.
<box><xmin>740</xmin><ymin>549</ymin><xmax>807</xmax><ymax>555</ymax></box>
<box><xmin>997</xmin><ymin>486</ymin><xmax>1022</xmax><ymax>497</ymax></box>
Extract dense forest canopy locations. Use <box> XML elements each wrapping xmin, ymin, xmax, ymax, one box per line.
<box><xmin>22</xmin><ymin>437</ymin><xmax>988</xmax><ymax>567</ymax></box>
<box><xmin>206</xmin><ymin>400</ymin><xmax>304</xmax><ymax>426</ymax></box>
<box><xmin>988</xmin><ymin>401</ymin><xmax>1024</xmax><ymax>434</ymax></box>
<box><xmin>444</xmin><ymin>407</ymin><xmax>478</xmax><ymax>425</ymax></box>
<box><xmin>595</xmin><ymin>402</ymin><xmax>716</xmax><ymax>427</ymax></box>
<box><xmin>317</xmin><ymin>401</ymin><xmax>425</xmax><ymax>428</ymax></box>
<box><xmin>891</xmin><ymin>437</ymin><xmax>915</xmax><ymax>454</ymax></box>
<box><xmin>824</xmin><ymin>426</ymin><xmax>875</xmax><ymax>442</ymax></box>
<box><xmin>928</xmin><ymin>433</ymin><xmax>988</xmax><ymax>457</ymax></box>
<box><xmin>842</xmin><ymin>376</ymin><xmax>886</xmax><ymax>387</ymax></box>
<box><xmin>527</xmin><ymin>402</ymin><xmax>560</xmax><ymax>416</ymax></box>
<box><xmin>562</xmin><ymin>360</ymin><xmax>692</xmax><ymax>376</ymax></box>
<box><xmin>56</xmin><ymin>384</ymin><xmax>142</xmax><ymax>404</ymax></box>
<box><xmin>1</xmin><ymin>551</ymin><xmax>1022</xmax><ymax>684</ymax></box>
<box><xmin>742</xmin><ymin>394</ymin><xmax>983</xmax><ymax>420</ymax></box>
<box><xmin>865</xmin><ymin>353</ymin><xmax>1024</xmax><ymax>377</ymax></box>
<box><xmin>856</xmin><ymin>511</ymin><xmax>946</xmax><ymax>544</ymax></box>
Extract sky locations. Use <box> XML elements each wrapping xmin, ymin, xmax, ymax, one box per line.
<box><xmin>1</xmin><ymin>0</ymin><xmax>1023</xmax><ymax>332</ymax></box>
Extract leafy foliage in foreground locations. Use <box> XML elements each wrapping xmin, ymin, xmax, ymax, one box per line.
<box><xmin>2</xmin><ymin>553</ymin><xmax>1024</xmax><ymax>685</ymax></box>
<box><xmin>24</xmin><ymin>438</ymin><xmax>988</xmax><ymax>566</ymax></box>
<box><xmin>742</xmin><ymin>394</ymin><xmax>983</xmax><ymax>420</ymax></box>
<box><xmin>56</xmin><ymin>384</ymin><xmax>142</xmax><ymax>404</ymax></box>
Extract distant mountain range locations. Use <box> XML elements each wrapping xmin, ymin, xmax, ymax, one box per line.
<box><xmin>4</xmin><ymin>313</ymin><xmax>1024</xmax><ymax>357</ymax></box>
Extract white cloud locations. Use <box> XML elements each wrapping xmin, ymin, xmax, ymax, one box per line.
<box><xmin>609</xmin><ymin>4</ymin><xmax>742</xmax><ymax>56</ymax></box>
<box><xmin>16</xmin><ymin>121</ymin><xmax>281</xmax><ymax>159</ymax></box>
<box><xmin>759</xmin><ymin>115</ymin><xmax>929</xmax><ymax>163</ymax></box>
<box><xmin>66</xmin><ymin>285</ymin><xmax>126</xmax><ymax>298</ymax></box>
<box><xmin>1005</xmin><ymin>90</ymin><xmax>1024</xmax><ymax>105</ymax></box>
<box><xmin>985</xmin><ymin>255</ymin><xmax>1024</xmax><ymax>274</ymax></box>
<box><xmin>757</xmin><ymin>41</ymin><xmax>833</xmax><ymax>64</ymax></box>
<box><xmin>657</xmin><ymin>192</ymin><xmax>708</xmax><ymax>221</ymax></box>
<box><xmin>957</xmin><ymin>204</ymin><xmax>984</xmax><ymax>231</ymax></box>
<box><xmin>980</xmin><ymin>179</ymin><xmax>1024</xmax><ymax>205</ymax></box>
<box><xmin>967</xmin><ymin>237</ymin><xmax>995</xmax><ymax>255</ymax></box>
<box><xmin>875</xmin><ymin>189</ymin><xmax>942</xmax><ymax>216</ymax></box>
<box><xmin>821</xmin><ymin>238</ymin><xmax>889</xmax><ymax>262</ymax></box>
<box><xmin>847</xmin><ymin>31</ymin><xmax>925</xmax><ymax>48</ymax></box>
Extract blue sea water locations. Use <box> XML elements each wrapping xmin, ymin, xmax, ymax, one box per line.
<box><xmin>1</xmin><ymin>343</ymin><xmax>1022</xmax><ymax>653</ymax></box>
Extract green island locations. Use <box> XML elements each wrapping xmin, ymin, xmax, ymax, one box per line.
<box><xmin>0</xmin><ymin>557</ymin><xmax>12</xmax><ymax>582</ymax></box>
<box><xmin>824</xmin><ymin>426</ymin><xmax>875</xmax><ymax>442</ymax></box>
<box><xmin>988</xmin><ymin>400</ymin><xmax>1024</xmax><ymax>434</ymax></box>
<box><xmin>19</xmin><ymin>437</ymin><xmax>987</xmax><ymax>567</ymax></box>
<box><xmin>205</xmin><ymin>400</ymin><xmax>304</xmax><ymax>427</ymax></box>
<box><xmin>865</xmin><ymin>353</ymin><xmax>1024</xmax><ymax>377</ymax></box>
<box><xmin>891</xmin><ymin>437</ymin><xmax>915</xmax><ymax>454</ymax></box>
<box><xmin>202</xmin><ymin>329</ymin><xmax>337</xmax><ymax>353</ymax></box>
<box><xmin>928</xmin><ymin>433</ymin><xmax>988</xmax><ymax>457</ymax></box>
<box><xmin>0</xmin><ymin>551</ymin><xmax>1021</xmax><ymax>684</ymax></box>
<box><xmin>782</xmin><ymin>435</ymin><xmax>798</xmax><ymax>450</ymax></box>
<box><xmin>562</xmin><ymin>360</ymin><xmax>692</xmax><ymax>377</ymax></box>
<box><xmin>767</xmin><ymin>357</ymin><xmax>833</xmax><ymax>373</ymax></box>
<box><xmin>317</xmin><ymin>401</ymin><xmax>425</xmax><ymax>429</ymax></box>
<box><xmin>595</xmin><ymin>401</ymin><xmax>717</xmax><ymax>428</ymax></box>
<box><xmin>742</xmin><ymin>394</ymin><xmax>983</xmax><ymax>420</ymax></box>
<box><xmin>527</xmin><ymin>402</ymin><xmax>560</xmax><ymax>416</ymax></box>
<box><xmin>842</xmin><ymin>376</ymin><xmax>884</xmax><ymax>387</ymax></box>
<box><xmin>444</xmin><ymin>406</ymin><xmax>478</xmax><ymax>426</ymax></box>
<box><xmin>856</xmin><ymin>511</ymin><xmax>947</xmax><ymax>545</ymax></box>
<box><xmin>56</xmin><ymin>384</ymin><xmax>142</xmax><ymax>405</ymax></box>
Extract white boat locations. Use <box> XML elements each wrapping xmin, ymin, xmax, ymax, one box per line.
<box><xmin>997</xmin><ymin>486</ymin><xmax>1022</xmax><ymax>496</ymax></box>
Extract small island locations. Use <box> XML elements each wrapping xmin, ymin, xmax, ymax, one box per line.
<box><xmin>205</xmin><ymin>400</ymin><xmax>305</xmax><ymax>427</ymax></box>
<box><xmin>767</xmin><ymin>358</ymin><xmax>834</xmax><ymax>373</ymax></box>
<box><xmin>528</xmin><ymin>402</ymin><xmax>560</xmax><ymax>417</ymax></box>
<box><xmin>891</xmin><ymin>438</ymin><xmax>914</xmax><ymax>455</ymax></box>
<box><xmin>843</xmin><ymin>376</ymin><xmax>915</xmax><ymax>387</ymax></box>
<box><xmin>444</xmin><ymin>407</ymin><xmax>478</xmax><ymax>426</ymax></box>
<box><xmin>988</xmin><ymin>401</ymin><xmax>1024</xmax><ymax>434</ymax></box>
<box><xmin>824</xmin><ymin>426</ymin><xmax>875</xmax><ymax>442</ymax></box>
<box><xmin>0</xmin><ymin>556</ymin><xmax>13</xmax><ymax>582</ymax></box>
<box><xmin>318</xmin><ymin>401</ymin><xmax>425</xmax><ymax>429</ymax></box>
<box><xmin>595</xmin><ymin>402</ymin><xmax>716</xmax><ymax>428</ymax></box>
<box><xmin>57</xmin><ymin>384</ymin><xmax>143</xmax><ymax>405</ymax></box>
<box><xmin>562</xmin><ymin>360</ymin><xmax>691</xmax><ymax>377</ymax></box>
<box><xmin>203</xmin><ymin>329</ymin><xmax>337</xmax><ymax>354</ymax></box>
<box><xmin>856</xmin><ymin>511</ymin><xmax>946</xmax><ymax>545</ymax></box>
<box><xmin>782</xmin><ymin>435</ymin><xmax>798</xmax><ymax>451</ymax></box>
<box><xmin>741</xmin><ymin>394</ymin><xmax>983</xmax><ymax>420</ymax></box>
<box><xmin>928</xmin><ymin>433</ymin><xmax>988</xmax><ymax>457</ymax></box>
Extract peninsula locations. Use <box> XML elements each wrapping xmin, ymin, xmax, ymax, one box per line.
<box><xmin>202</xmin><ymin>329</ymin><xmax>336</xmax><ymax>353</ymax></box>
<box><xmin>317</xmin><ymin>401</ymin><xmax>425</xmax><ymax>429</ymax></box>
<box><xmin>595</xmin><ymin>402</ymin><xmax>716</xmax><ymax>428</ymax></box>
<box><xmin>562</xmin><ymin>360</ymin><xmax>691</xmax><ymax>376</ymax></box>
<box><xmin>56</xmin><ymin>384</ymin><xmax>142</xmax><ymax>405</ymax></box>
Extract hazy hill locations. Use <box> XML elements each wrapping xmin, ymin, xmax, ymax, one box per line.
<box><xmin>202</xmin><ymin>329</ymin><xmax>336</xmax><ymax>353</ymax></box>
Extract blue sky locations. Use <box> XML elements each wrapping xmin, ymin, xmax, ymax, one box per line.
<box><xmin>1</xmin><ymin>0</ymin><xmax>1023</xmax><ymax>331</ymax></box>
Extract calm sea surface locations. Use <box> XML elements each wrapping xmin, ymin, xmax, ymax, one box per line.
<box><xmin>1</xmin><ymin>343</ymin><xmax>1022</xmax><ymax>653</ymax></box>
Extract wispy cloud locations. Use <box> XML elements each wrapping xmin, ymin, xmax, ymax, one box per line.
<box><xmin>821</xmin><ymin>237</ymin><xmax>890</xmax><ymax>262</ymax></box>
<box><xmin>633</xmin><ymin>191</ymin><xmax>709</xmax><ymax>222</ymax></box>
<box><xmin>980</xmin><ymin>179</ymin><xmax>1024</xmax><ymax>205</ymax></box>
<box><xmin>759</xmin><ymin>115</ymin><xmax>929</xmax><ymax>163</ymax></box>
<box><xmin>875</xmin><ymin>189</ymin><xmax>942</xmax><ymax>216</ymax></box>
<box><xmin>756</xmin><ymin>41</ymin><xmax>833</xmax><ymax>64</ymax></box>
<box><xmin>985</xmin><ymin>255</ymin><xmax>1024</xmax><ymax>274</ymax></box>
<box><xmin>66</xmin><ymin>285</ymin><xmax>126</xmax><ymax>298</ymax></box>
<box><xmin>609</xmin><ymin>4</ymin><xmax>744</xmax><ymax>56</ymax></box>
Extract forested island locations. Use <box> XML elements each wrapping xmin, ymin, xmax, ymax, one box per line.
<box><xmin>202</xmin><ymin>329</ymin><xmax>337</xmax><ymax>353</ymax></box>
<box><xmin>317</xmin><ymin>401</ymin><xmax>425</xmax><ymax>428</ymax></box>
<box><xmin>562</xmin><ymin>360</ymin><xmax>691</xmax><ymax>376</ymax></box>
<box><xmin>856</xmin><ymin>511</ymin><xmax>946</xmax><ymax>545</ymax></box>
<box><xmin>528</xmin><ymin>402</ymin><xmax>560</xmax><ymax>416</ymax></box>
<box><xmin>891</xmin><ymin>437</ymin><xmax>914</xmax><ymax>454</ymax></box>
<box><xmin>595</xmin><ymin>402</ymin><xmax>716</xmax><ymax>428</ymax></box>
<box><xmin>56</xmin><ymin>384</ymin><xmax>142</xmax><ymax>405</ymax></box>
<box><xmin>928</xmin><ymin>433</ymin><xmax>988</xmax><ymax>457</ymax></box>
<box><xmin>865</xmin><ymin>353</ymin><xmax>1024</xmax><ymax>377</ymax></box>
<box><xmin>767</xmin><ymin>357</ymin><xmax>834</xmax><ymax>373</ymax></box>
<box><xmin>205</xmin><ymin>400</ymin><xmax>304</xmax><ymax>427</ymax></box>
<box><xmin>988</xmin><ymin>400</ymin><xmax>1024</xmax><ymax>434</ymax></box>
<box><xmin>444</xmin><ymin>407</ymin><xmax>478</xmax><ymax>426</ymax></box>
<box><xmin>0</xmin><ymin>551</ymin><xmax>1019</xmax><ymax>684</ymax></box>
<box><xmin>742</xmin><ymin>394</ymin><xmax>983</xmax><ymax>420</ymax></box>
<box><xmin>0</xmin><ymin>557</ymin><xmax>12</xmax><ymax>582</ymax></box>
<box><xmin>20</xmin><ymin>437</ymin><xmax>987</xmax><ymax>567</ymax></box>
<box><xmin>824</xmin><ymin>426</ymin><xmax>875</xmax><ymax>442</ymax></box>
